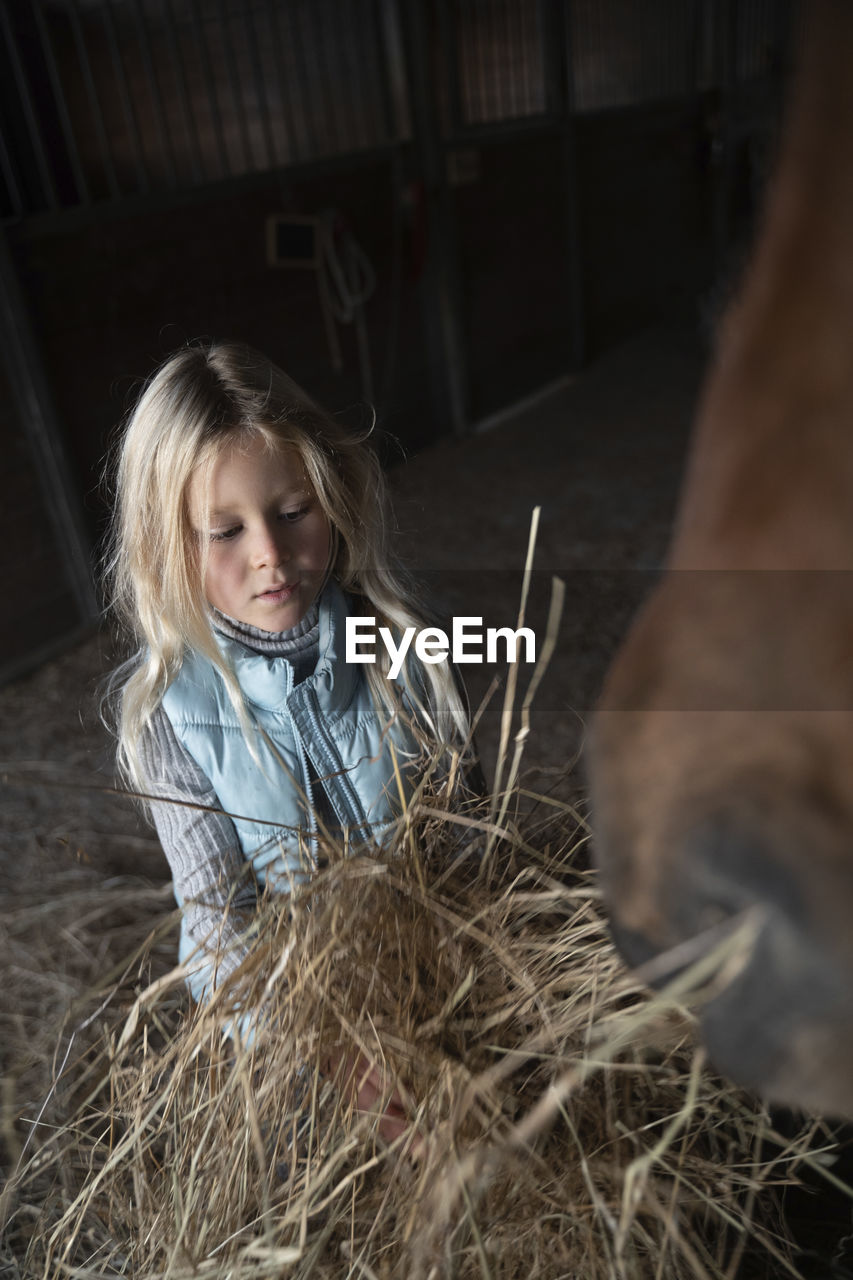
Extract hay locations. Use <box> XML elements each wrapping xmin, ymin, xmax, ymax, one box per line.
<box><xmin>0</xmin><ymin>778</ymin><xmax>837</xmax><ymax>1280</ymax></box>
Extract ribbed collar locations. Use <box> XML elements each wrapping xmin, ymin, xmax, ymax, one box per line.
<box><xmin>212</xmin><ymin>583</ymin><xmax>358</xmax><ymax>716</ymax></box>
<box><xmin>212</xmin><ymin>600</ymin><xmax>320</xmax><ymax>658</ymax></box>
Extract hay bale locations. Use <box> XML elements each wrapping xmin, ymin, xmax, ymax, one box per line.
<box><xmin>0</xmin><ymin>785</ymin><xmax>831</xmax><ymax>1278</ymax></box>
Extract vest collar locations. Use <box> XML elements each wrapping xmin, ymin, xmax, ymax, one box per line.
<box><xmin>214</xmin><ymin>581</ymin><xmax>359</xmax><ymax>714</ymax></box>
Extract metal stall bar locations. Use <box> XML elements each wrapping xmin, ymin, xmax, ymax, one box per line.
<box><xmin>32</xmin><ymin>0</ymin><xmax>91</xmax><ymax>206</ymax></box>
<box><xmin>0</xmin><ymin>230</ymin><xmax>98</xmax><ymax>637</ymax></box>
<box><xmin>517</xmin><ymin>0</ymin><xmax>533</xmax><ymax>114</ymax></box>
<box><xmin>554</xmin><ymin>0</ymin><xmax>585</xmax><ymax>367</ymax></box>
<box><xmin>68</xmin><ymin>0</ymin><xmax>120</xmax><ymax>200</ymax></box>
<box><xmin>162</xmin><ymin>0</ymin><xmax>204</xmax><ymax>184</ymax></box>
<box><xmin>398</xmin><ymin>0</ymin><xmax>469</xmax><ymax>432</ymax></box>
<box><xmin>340</xmin><ymin>1</ymin><xmax>368</xmax><ymax>149</ymax></box>
<box><xmin>0</xmin><ymin>119</ymin><xmax>24</xmax><ymax>219</ymax></box>
<box><xmin>317</xmin><ymin>1</ymin><xmax>346</xmax><ymax>152</ymax></box>
<box><xmin>212</xmin><ymin>0</ymin><xmax>254</xmax><ymax>172</ymax></box>
<box><xmin>0</xmin><ymin>0</ymin><xmax>58</xmax><ymax>210</ymax></box>
<box><xmin>361</xmin><ymin>0</ymin><xmax>390</xmax><ymax>145</ymax></box>
<box><xmin>241</xmin><ymin>4</ymin><xmax>277</xmax><ymax>168</ymax></box>
<box><xmin>187</xmin><ymin>0</ymin><xmax>230</xmax><ymax>179</ymax></box>
<box><xmin>372</xmin><ymin>0</ymin><xmax>407</xmax><ymax>412</ymax></box>
<box><xmin>495</xmin><ymin>0</ymin><xmax>513</xmax><ymax>119</ymax></box>
<box><xmin>371</xmin><ymin>0</ymin><xmax>401</xmax><ymax>142</ymax></box>
<box><xmin>439</xmin><ymin>0</ymin><xmax>464</xmax><ymax>132</ymax></box>
<box><xmin>280</xmin><ymin>2</ymin><xmax>319</xmax><ymax>160</ymax></box>
<box><xmin>128</xmin><ymin>0</ymin><xmax>177</xmax><ymax>189</ymax></box>
<box><xmin>263</xmin><ymin>0</ymin><xmax>300</xmax><ymax>163</ymax></box>
<box><xmin>100</xmin><ymin>0</ymin><xmax>151</xmax><ymax>195</ymax></box>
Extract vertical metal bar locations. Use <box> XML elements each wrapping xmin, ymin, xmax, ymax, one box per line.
<box><xmin>538</xmin><ymin>0</ymin><xmax>558</xmax><ymax>113</ymax></box>
<box><xmin>508</xmin><ymin>0</ymin><xmax>520</xmax><ymax>117</ymax></box>
<box><xmin>212</xmin><ymin>0</ymin><xmax>254</xmax><ymax>170</ymax></box>
<box><xmin>0</xmin><ymin>120</ymin><xmax>24</xmax><ymax>217</ymax></box>
<box><xmin>451</xmin><ymin>2</ymin><xmax>466</xmax><ymax>127</ymax></box>
<box><xmin>67</xmin><ymin>0</ymin><xmax>120</xmax><ymax>199</ymax></box>
<box><xmin>377</xmin><ymin>0</ymin><xmax>412</xmax><ymax>140</ymax></box>
<box><xmin>438</xmin><ymin>0</ymin><xmax>463</xmax><ymax>134</ymax></box>
<box><xmin>316</xmin><ymin>0</ymin><xmax>345</xmax><ymax>152</ymax></box>
<box><xmin>494</xmin><ymin>0</ymin><xmax>507</xmax><ymax>118</ymax></box>
<box><xmin>0</xmin><ymin>228</ymin><xmax>98</xmax><ymax>624</ymax></box>
<box><xmin>340</xmin><ymin>0</ymin><xmax>366</xmax><ymax>148</ymax></box>
<box><xmin>186</xmin><ymin>0</ymin><xmax>229</xmax><ymax>178</ymax></box>
<box><xmin>563</xmin><ymin>0</ymin><xmax>578</xmax><ymax>111</ymax></box>
<box><xmin>475</xmin><ymin>0</ymin><xmax>488</xmax><ymax>122</ymax></box>
<box><xmin>162</xmin><ymin>0</ymin><xmax>204</xmax><ymax>183</ymax></box>
<box><xmin>558</xmin><ymin>0</ymin><xmax>585</xmax><ymax>366</ymax></box>
<box><xmin>307</xmin><ymin>4</ymin><xmax>334</xmax><ymax>157</ymax></box>
<box><xmin>489</xmin><ymin>0</ymin><xmax>500</xmax><ymax>119</ymax></box>
<box><xmin>127</xmin><ymin>0</ymin><xmax>177</xmax><ymax>188</ymax></box>
<box><xmin>0</xmin><ymin>0</ymin><xmax>58</xmax><ymax>209</ymax></box>
<box><xmin>32</xmin><ymin>0</ymin><xmax>91</xmax><ymax>205</ymax></box>
<box><xmin>485</xmin><ymin>0</ymin><xmax>497</xmax><ymax>119</ymax></box>
<box><xmin>593</xmin><ymin>0</ymin><xmax>603</xmax><ymax>108</ymax></box>
<box><xmin>242</xmin><ymin>4</ymin><xmax>277</xmax><ymax>168</ymax></box>
<box><xmin>263</xmin><ymin>0</ymin><xmax>298</xmax><ymax>163</ymax></box>
<box><xmin>521</xmin><ymin>0</ymin><xmax>535</xmax><ymax>114</ymax></box>
<box><xmin>100</xmin><ymin>0</ymin><xmax>151</xmax><ymax>194</ymax></box>
<box><xmin>284</xmin><ymin>1</ymin><xmax>320</xmax><ymax>158</ymax></box>
<box><xmin>371</xmin><ymin>0</ymin><xmax>399</xmax><ymax>143</ymax></box>
<box><xmin>514</xmin><ymin>0</ymin><xmax>527</xmax><ymax>115</ymax></box>
<box><xmin>356</xmin><ymin>0</ymin><xmax>382</xmax><ymax>148</ymax></box>
<box><xmin>397</xmin><ymin>0</ymin><xmax>470</xmax><ymax>432</ymax></box>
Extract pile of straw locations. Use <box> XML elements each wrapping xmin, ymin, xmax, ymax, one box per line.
<box><xmin>0</xmin><ymin>776</ymin><xmax>834</xmax><ymax>1279</ymax></box>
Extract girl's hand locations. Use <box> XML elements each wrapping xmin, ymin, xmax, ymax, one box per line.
<box><xmin>325</xmin><ymin>1049</ymin><xmax>423</xmax><ymax>1155</ymax></box>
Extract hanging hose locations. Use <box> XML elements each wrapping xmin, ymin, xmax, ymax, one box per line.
<box><xmin>316</xmin><ymin>208</ymin><xmax>377</xmax><ymax>402</ymax></box>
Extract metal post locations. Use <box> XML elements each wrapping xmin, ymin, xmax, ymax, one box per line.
<box><xmin>32</xmin><ymin>0</ymin><xmax>91</xmax><ymax>206</ymax></box>
<box><xmin>0</xmin><ymin>117</ymin><xmax>24</xmax><ymax>218</ymax></box>
<box><xmin>162</xmin><ymin>0</ymin><xmax>204</xmax><ymax>185</ymax></box>
<box><xmin>242</xmin><ymin>4</ymin><xmax>278</xmax><ymax>168</ymax></box>
<box><xmin>128</xmin><ymin>0</ymin><xmax>178</xmax><ymax>189</ymax></box>
<box><xmin>212</xmin><ymin>0</ymin><xmax>254</xmax><ymax>171</ymax></box>
<box><xmin>187</xmin><ymin>0</ymin><xmax>230</xmax><ymax>178</ymax></box>
<box><xmin>100</xmin><ymin>0</ymin><xmax>151</xmax><ymax>195</ymax></box>
<box><xmin>0</xmin><ymin>229</ymin><xmax>98</xmax><ymax>626</ymax></box>
<box><xmin>395</xmin><ymin>0</ymin><xmax>470</xmax><ymax>435</ymax></box>
<box><xmin>555</xmin><ymin>0</ymin><xmax>586</xmax><ymax>369</ymax></box>
<box><xmin>264</xmin><ymin>0</ymin><xmax>300</xmax><ymax>164</ymax></box>
<box><xmin>0</xmin><ymin>0</ymin><xmax>58</xmax><ymax>210</ymax></box>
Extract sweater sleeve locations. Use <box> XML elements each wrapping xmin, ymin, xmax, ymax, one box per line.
<box><xmin>140</xmin><ymin>706</ymin><xmax>260</xmax><ymax>992</ymax></box>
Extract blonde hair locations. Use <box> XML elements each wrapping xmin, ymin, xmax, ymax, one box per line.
<box><xmin>104</xmin><ymin>340</ymin><xmax>468</xmax><ymax>788</ymax></box>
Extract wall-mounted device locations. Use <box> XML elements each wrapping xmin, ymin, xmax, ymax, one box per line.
<box><xmin>265</xmin><ymin>214</ymin><xmax>320</xmax><ymax>268</ymax></box>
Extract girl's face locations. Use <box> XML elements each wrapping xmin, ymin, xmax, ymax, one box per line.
<box><xmin>187</xmin><ymin>435</ymin><xmax>331</xmax><ymax>632</ymax></box>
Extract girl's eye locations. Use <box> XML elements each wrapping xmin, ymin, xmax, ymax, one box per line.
<box><xmin>280</xmin><ymin>504</ymin><xmax>310</xmax><ymax>523</ymax></box>
<box><xmin>210</xmin><ymin>525</ymin><xmax>241</xmax><ymax>542</ymax></box>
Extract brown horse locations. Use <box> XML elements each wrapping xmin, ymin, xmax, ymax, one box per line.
<box><xmin>589</xmin><ymin>0</ymin><xmax>853</xmax><ymax>1118</ymax></box>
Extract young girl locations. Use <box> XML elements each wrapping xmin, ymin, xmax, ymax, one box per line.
<box><xmin>106</xmin><ymin>340</ymin><xmax>474</xmax><ymax>1142</ymax></box>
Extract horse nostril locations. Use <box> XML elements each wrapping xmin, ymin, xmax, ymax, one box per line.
<box><xmin>607</xmin><ymin>919</ymin><xmax>662</xmax><ymax>972</ymax></box>
<box><xmin>673</xmin><ymin>813</ymin><xmax>808</xmax><ymax>940</ymax></box>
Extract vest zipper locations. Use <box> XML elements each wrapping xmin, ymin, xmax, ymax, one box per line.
<box><xmin>302</xmin><ymin>686</ymin><xmax>371</xmax><ymax>840</ymax></box>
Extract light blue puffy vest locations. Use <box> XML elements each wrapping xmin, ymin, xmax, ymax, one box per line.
<box><xmin>162</xmin><ymin>582</ymin><xmax>424</xmax><ymax>901</ymax></box>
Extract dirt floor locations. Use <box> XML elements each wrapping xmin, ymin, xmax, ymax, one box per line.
<box><xmin>0</xmin><ymin>326</ymin><xmax>701</xmax><ymax>895</ymax></box>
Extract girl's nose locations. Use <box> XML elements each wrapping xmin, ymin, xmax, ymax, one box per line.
<box><xmin>251</xmin><ymin>521</ymin><xmax>288</xmax><ymax>568</ymax></box>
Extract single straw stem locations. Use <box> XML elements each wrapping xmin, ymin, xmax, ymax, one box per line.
<box><xmin>485</xmin><ymin>505</ymin><xmax>541</xmax><ymax>863</ymax></box>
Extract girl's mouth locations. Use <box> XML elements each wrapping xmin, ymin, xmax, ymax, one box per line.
<box><xmin>258</xmin><ymin>583</ymin><xmax>297</xmax><ymax>603</ymax></box>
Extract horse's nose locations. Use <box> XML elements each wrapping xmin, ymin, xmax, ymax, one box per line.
<box><xmin>610</xmin><ymin>815</ymin><xmax>853</xmax><ymax>1115</ymax></box>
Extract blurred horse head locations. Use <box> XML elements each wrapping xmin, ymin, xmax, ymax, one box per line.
<box><xmin>590</xmin><ymin>0</ymin><xmax>853</xmax><ymax>1117</ymax></box>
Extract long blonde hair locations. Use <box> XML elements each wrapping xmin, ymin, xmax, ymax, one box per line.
<box><xmin>104</xmin><ymin>340</ymin><xmax>468</xmax><ymax>788</ymax></box>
